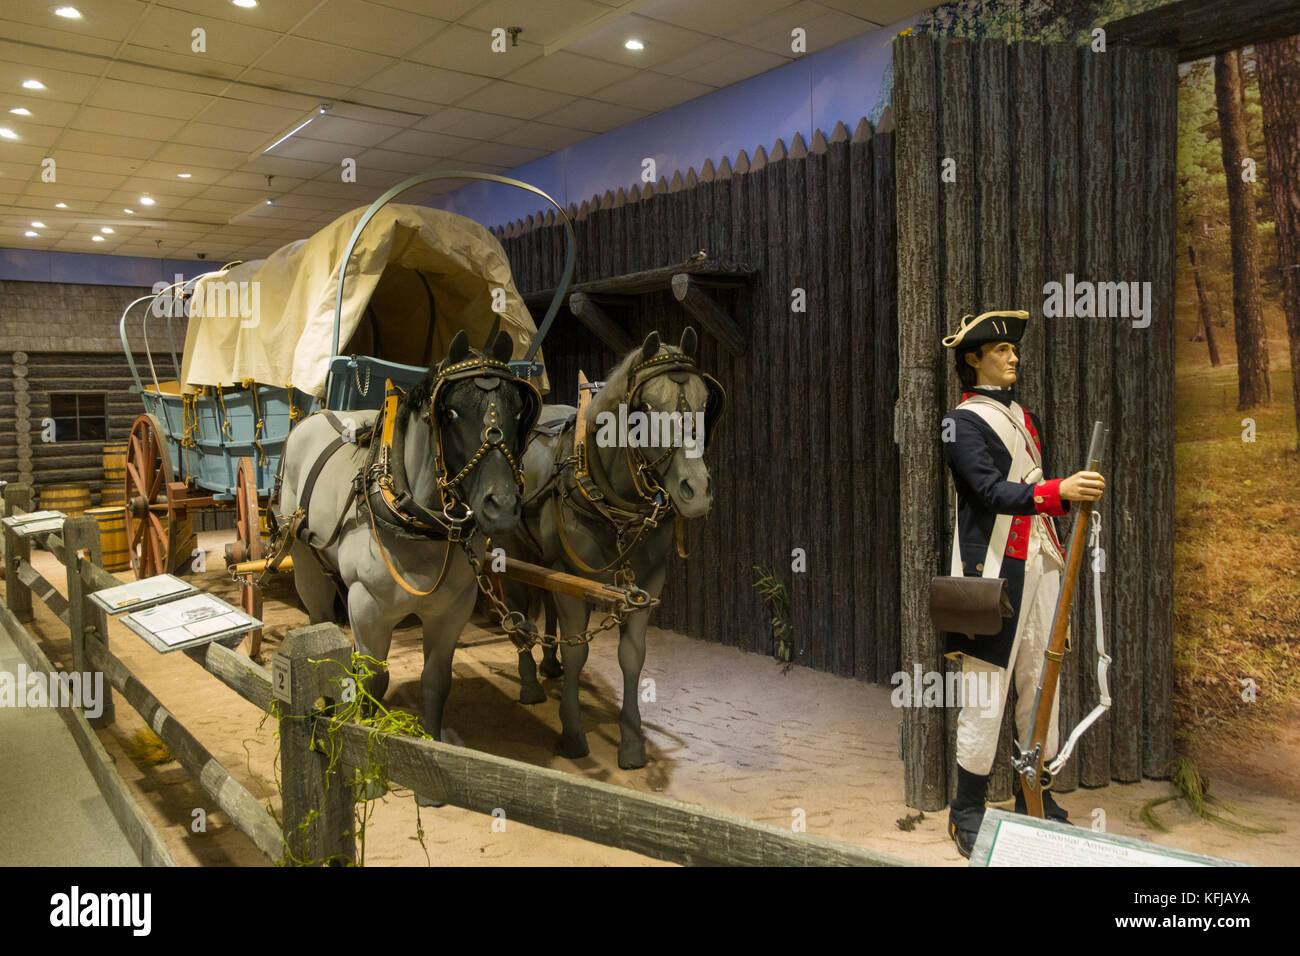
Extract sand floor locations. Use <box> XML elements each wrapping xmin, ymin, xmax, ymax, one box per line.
<box><xmin>10</xmin><ymin>530</ymin><xmax>1299</xmax><ymax>867</ymax></box>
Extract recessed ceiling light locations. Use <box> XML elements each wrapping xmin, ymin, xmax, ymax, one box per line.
<box><xmin>232</xmin><ymin>0</ymin><xmax>258</xmax><ymax>8</ymax></box>
<box><xmin>101</xmin><ymin>226</ymin><xmax>114</xmax><ymax>234</ymax></box>
<box><xmin>10</xmin><ymin>107</ymin><xmax>31</xmax><ymax>116</ymax></box>
<box><xmin>177</xmin><ymin>172</ymin><xmax>191</xmax><ymax>178</ymax></box>
<box><xmin>55</xmin><ymin>202</ymin><xmax>67</xmax><ymax>208</ymax></box>
<box><xmin>51</xmin><ymin>6</ymin><xmax>83</xmax><ymax>18</ymax></box>
<box><xmin>124</xmin><ymin>208</ymin><xmax>134</xmax><ymax>214</ymax></box>
<box><xmin>0</xmin><ymin>128</ymin><xmax>18</xmax><ymax>140</ymax></box>
<box><xmin>139</xmin><ymin>196</ymin><xmax>155</xmax><ymax>205</ymax></box>
<box><xmin>25</xmin><ymin>231</ymin><xmax>39</xmax><ymax>237</ymax></box>
<box><xmin>31</xmin><ymin>221</ymin><xmax>45</xmax><ymax>228</ymax></box>
<box><xmin>92</xmin><ymin>235</ymin><xmax>104</xmax><ymax>241</ymax></box>
<box><xmin>625</xmin><ymin>39</ymin><xmax>645</xmax><ymax>51</ymax></box>
<box><xmin>265</xmin><ymin>199</ymin><xmax>273</xmax><ymax>205</ymax></box>
<box><xmin>23</xmin><ymin>80</ymin><xmax>46</xmax><ymax>90</ymax></box>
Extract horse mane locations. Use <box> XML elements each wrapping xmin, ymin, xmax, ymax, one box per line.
<box><xmin>401</xmin><ymin>363</ymin><xmax>438</xmax><ymax>414</ymax></box>
<box><xmin>590</xmin><ymin>340</ymin><xmax>681</xmax><ymax>415</ymax></box>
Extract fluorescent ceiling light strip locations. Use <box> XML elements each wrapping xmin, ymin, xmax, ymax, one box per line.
<box><xmin>263</xmin><ymin>117</ymin><xmax>313</xmax><ymax>153</ymax></box>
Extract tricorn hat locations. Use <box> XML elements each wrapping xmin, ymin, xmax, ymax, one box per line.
<box><xmin>942</xmin><ymin>310</ymin><xmax>1029</xmax><ymax>349</ymax></box>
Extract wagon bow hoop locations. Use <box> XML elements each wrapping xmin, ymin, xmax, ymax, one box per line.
<box><xmin>328</xmin><ymin>169</ymin><xmax>576</xmax><ymax>394</ymax></box>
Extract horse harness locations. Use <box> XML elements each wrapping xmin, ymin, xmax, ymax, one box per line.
<box><xmin>264</xmin><ymin>348</ymin><xmax>541</xmax><ymax>599</ymax></box>
<box><xmin>540</xmin><ymin>349</ymin><xmax>726</xmax><ymax>584</ymax></box>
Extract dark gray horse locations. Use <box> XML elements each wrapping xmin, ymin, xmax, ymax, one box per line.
<box><xmin>278</xmin><ymin>327</ymin><xmax>538</xmax><ymax>744</ymax></box>
<box><xmin>496</xmin><ymin>328</ymin><xmax>722</xmax><ymax>769</ymax></box>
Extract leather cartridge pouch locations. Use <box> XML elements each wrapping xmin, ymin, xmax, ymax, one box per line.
<box><xmin>928</xmin><ymin>575</ymin><xmax>1015</xmax><ymax>637</ymax></box>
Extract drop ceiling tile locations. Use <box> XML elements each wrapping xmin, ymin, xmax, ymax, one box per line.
<box><xmin>0</xmin><ymin>40</ymin><xmax>110</xmax><ymax>79</ymax></box>
<box><xmin>353</xmin><ymin>148</ymin><xmax>439</xmax><ymax>174</ymax></box>
<box><xmin>103</xmin><ymin>62</ymin><xmax>234</xmax><ymax>97</ymax></box>
<box><xmin>261</xmin><ymin>136</ymin><xmax>352</xmax><ymax>164</ymax></box>
<box><xmin>254</xmin><ymin>36</ymin><xmax>393</xmax><ymax>86</ymax></box>
<box><xmin>0</xmin><ymin>120</ymin><xmax>60</xmax><ymax>149</ymax></box>
<box><xmin>299</xmin><ymin>116</ymin><xmax>405</xmax><ymax>149</ymax></box>
<box><xmin>589</xmin><ymin>70</ymin><xmax>714</xmax><ymax>111</ymax></box>
<box><xmin>130</xmin><ymin>5</ymin><xmax>283</xmax><ymax>66</ymax></box>
<box><xmin>817</xmin><ymin>0</ymin><xmax>919</xmax><ymax>24</ymax></box>
<box><xmin>114</xmin><ymin>45</ymin><xmax>246</xmax><ymax>83</ymax></box>
<box><xmin>562</xmin><ymin>13</ymin><xmax>710</xmax><ymax>70</ymax></box>
<box><xmin>324</xmin><ymin>103</ymin><xmax>417</xmax><ymax>128</ymax></box>
<box><xmin>733</xmin><ymin>3</ymin><xmax>874</xmax><ymax>56</ymax></box>
<box><xmin>452</xmin><ymin>140</ymin><xmax>547</xmax><ymax>168</ymax></box>
<box><xmin>412</xmin><ymin>108</ymin><xmax>521</xmax><ymax>141</ymax></box>
<box><xmin>677</xmin><ymin>43</ymin><xmax>789</xmax><ymax>87</ymax></box>
<box><xmin>406</xmin><ymin>25</ymin><xmax>542</xmax><ymax>78</ymax></box>
<box><xmin>454</xmin><ymin>81</ymin><xmax>577</xmax><ymax>120</ymax></box>
<box><xmin>500</xmin><ymin>50</ymin><xmax>639</xmax><ymax>97</ymax></box>
<box><xmin>346</xmin><ymin>89</ymin><xmax>443</xmax><ymax>115</ymax></box>
<box><xmin>238</xmin><ymin>69</ymin><xmax>353</xmax><ymax>100</ymax></box>
<box><xmin>150</xmin><ymin>141</ymin><xmax>247</xmax><ymax>167</ymax></box>
<box><xmin>375</xmin><ymin>127</ymin><xmax>479</xmax><ymax>157</ymax></box>
<box><xmin>178</xmin><ymin>121</ymin><xmax>271</xmax><ymax>153</ymax></box>
<box><xmin>58</xmin><ymin>129</ymin><xmax>160</xmax><ymax>159</ymax></box>
<box><xmin>535</xmin><ymin>97</ymin><xmax>649</xmax><ymax>132</ymax></box>
<box><xmin>368</xmin><ymin>0</ymin><xmax>478</xmax><ymax>16</ymax></box>
<box><xmin>87</xmin><ymin>79</ymin><xmax>216</xmax><ymax>119</ymax></box>
<box><xmin>40</xmin><ymin>167</ymin><xmax>129</xmax><ymax>190</ymax></box>
<box><xmin>0</xmin><ymin>64</ymin><xmax>100</xmax><ymax>105</ymax></box>
<box><xmin>198</xmin><ymin>99</ymin><xmax>307</xmax><ymax>135</ymax></box>
<box><xmin>0</xmin><ymin>0</ymin><xmax>148</xmax><ymax>44</ymax></box>
<box><xmin>20</xmin><ymin>184</ymin><xmax>114</xmax><ymax>204</ymax></box>
<box><xmin>243</xmin><ymin>155</ymin><xmax>334</xmax><ymax>180</ymax></box>
<box><xmin>481</xmin><ymin>119</ymin><xmax>592</xmax><ymax>152</ymax></box>
<box><xmin>215</xmin><ymin>171</ymin><xmax>307</xmax><ymax>191</ymax></box>
<box><xmin>0</xmin><ymin>21</ymin><xmax>121</xmax><ymax>58</ymax></box>
<box><xmin>69</xmin><ymin>106</ymin><xmax>188</xmax><ymax>141</ymax></box>
<box><xmin>360</xmin><ymin>62</ymin><xmax>492</xmax><ymax>105</ymax></box>
<box><xmin>0</xmin><ymin>99</ymin><xmax>80</xmax><ymax>128</ymax></box>
<box><xmin>159</xmin><ymin>0</ymin><xmax>331</xmax><ymax>34</ymax></box>
<box><xmin>638</xmin><ymin>0</ymin><xmax>795</xmax><ymax>36</ymax></box>
<box><xmin>459</xmin><ymin>0</ymin><xmax>616</xmax><ymax>49</ymax></box>
<box><xmin>52</xmin><ymin>151</ymin><xmax>143</xmax><ymax>176</ymax></box>
<box><xmin>292</xmin><ymin>0</ymin><xmax>449</xmax><ymax>57</ymax></box>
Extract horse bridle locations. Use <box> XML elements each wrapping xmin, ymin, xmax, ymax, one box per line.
<box><xmin>367</xmin><ymin>349</ymin><xmax>542</xmax><ymax>542</ymax></box>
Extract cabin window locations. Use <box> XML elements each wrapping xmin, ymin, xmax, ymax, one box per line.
<box><xmin>49</xmin><ymin>393</ymin><xmax>107</xmax><ymax>442</ymax></box>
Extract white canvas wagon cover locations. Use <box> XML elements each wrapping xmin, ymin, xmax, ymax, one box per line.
<box><xmin>179</xmin><ymin>203</ymin><xmax>546</xmax><ymax>397</ymax></box>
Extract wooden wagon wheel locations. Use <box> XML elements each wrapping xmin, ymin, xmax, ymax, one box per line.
<box><xmin>125</xmin><ymin>414</ymin><xmax>185</xmax><ymax>579</ymax></box>
<box><xmin>234</xmin><ymin>457</ymin><xmax>263</xmax><ymax>656</ymax></box>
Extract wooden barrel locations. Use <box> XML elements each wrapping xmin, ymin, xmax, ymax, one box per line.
<box><xmin>40</xmin><ymin>483</ymin><xmax>91</xmax><ymax>517</ymax></box>
<box><xmin>85</xmin><ymin>506</ymin><xmax>130</xmax><ymax>571</ymax></box>
<box><xmin>102</xmin><ymin>441</ymin><xmax>127</xmax><ymax>505</ymax></box>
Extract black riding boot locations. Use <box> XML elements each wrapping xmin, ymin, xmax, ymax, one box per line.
<box><xmin>1014</xmin><ymin>784</ymin><xmax>1071</xmax><ymax>823</ymax></box>
<box><xmin>948</xmin><ymin>767</ymin><xmax>989</xmax><ymax>859</ymax></box>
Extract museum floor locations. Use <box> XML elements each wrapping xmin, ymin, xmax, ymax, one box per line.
<box><xmin>0</xmin><ymin>622</ymin><xmax>137</xmax><ymax>866</ymax></box>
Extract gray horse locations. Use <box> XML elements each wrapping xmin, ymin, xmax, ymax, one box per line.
<box><xmin>497</xmin><ymin>328</ymin><xmax>722</xmax><ymax>769</ymax></box>
<box><xmin>278</xmin><ymin>327</ymin><xmax>537</xmax><ymax>744</ymax></box>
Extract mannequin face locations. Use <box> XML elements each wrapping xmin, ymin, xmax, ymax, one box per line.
<box><xmin>966</xmin><ymin>341</ymin><xmax>1019</xmax><ymax>388</ymax></box>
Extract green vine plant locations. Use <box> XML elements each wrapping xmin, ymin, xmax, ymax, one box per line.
<box><xmin>256</xmin><ymin>653</ymin><xmax>434</xmax><ymax>866</ymax></box>
<box><xmin>1140</xmin><ymin>755</ymin><xmax>1284</xmax><ymax>836</ymax></box>
<box><xmin>752</xmin><ymin>566</ymin><xmax>794</xmax><ymax>672</ymax></box>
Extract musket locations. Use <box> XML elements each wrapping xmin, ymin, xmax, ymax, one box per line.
<box><xmin>1014</xmin><ymin>420</ymin><xmax>1108</xmax><ymax>817</ymax></box>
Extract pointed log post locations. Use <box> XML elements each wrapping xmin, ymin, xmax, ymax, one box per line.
<box><xmin>276</xmin><ymin>623</ymin><xmax>357</xmax><ymax>866</ymax></box>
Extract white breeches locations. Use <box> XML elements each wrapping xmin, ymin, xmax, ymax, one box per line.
<box><xmin>956</xmin><ymin>530</ymin><xmax>1063</xmax><ymax>776</ymax></box>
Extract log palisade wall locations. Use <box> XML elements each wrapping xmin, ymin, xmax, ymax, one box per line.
<box><xmin>492</xmin><ymin>116</ymin><xmax>900</xmax><ymax>683</ymax></box>
<box><xmin>894</xmin><ymin>35</ymin><xmax>1177</xmax><ymax>809</ymax></box>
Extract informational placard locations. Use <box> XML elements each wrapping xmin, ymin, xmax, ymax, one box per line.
<box><xmin>271</xmin><ymin>654</ymin><xmax>292</xmax><ymax>705</ymax></box>
<box><xmin>2</xmin><ymin>510</ymin><xmax>67</xmax><ymax>537</ymax></box>
<box><xmin>970</xmin><ymin>808</ymin><xmax>1244</xmax><ymax>867</ymax></box>
<box><xmin>122</xmin><ymin>593</ymin><xmax>260</xmax><ymax>654</ymax></box>
<box><xmin>90</xmin><ymin>574</ymin><xmax>197</xmax><ymax>615</ymax></box>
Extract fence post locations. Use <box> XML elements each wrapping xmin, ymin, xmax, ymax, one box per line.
<box><xmin>64</xmin><ymin>514</ymin><xmax>115</xmax><ymax>727</ymax></box>
<box><xmin>3</xmin><ymin>483</ymin><xmax>33</xmax><ymax>621</ymax></box>
<box><xmin>275</xmin><ymin>623</ymin><xmax>356</xmax><ymax>866</ymax></box>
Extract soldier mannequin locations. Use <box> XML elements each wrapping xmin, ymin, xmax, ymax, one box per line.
<box><xmin>939</xmin><ymin>310</ymin><xmax>1104</xmax><ymax>858</ymax></box>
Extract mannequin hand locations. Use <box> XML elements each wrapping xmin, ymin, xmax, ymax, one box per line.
<box><xmin>1060</xmin><ymin>470</ymin><xmax>1105</xmax><ymax>501</ymax></box>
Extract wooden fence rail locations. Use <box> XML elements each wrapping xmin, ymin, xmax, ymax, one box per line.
<box><xmin>3</xmin><ymin>481</ymin><xmax>909</xmax><ymax>867</ymax></box>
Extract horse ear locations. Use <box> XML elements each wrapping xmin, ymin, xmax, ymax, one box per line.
<box><xmin>482</xmin><ymin>315</ymin><xmax>501</xmax><ymax>351</ymax></box>
<box><xmin>491</xmin><ymin>329</ymin><xmax>514</xmax><ymax>363</ymax></box>
<box><xmin>680</xmin><ymin>326</ymin><xmax>698</xmax><ymax>357</ymax></box>
<box><xmin>640</xmin><ymin>331</ymin><xmax>660</xmax><ymax>363</ymax></box>
<box><xmin>446</xmin><ymin>330</ymin><xmax>470</xmax><ymax>367</ymax></box>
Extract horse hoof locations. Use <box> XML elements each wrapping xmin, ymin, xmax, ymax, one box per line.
<box><xmin>558</xmin><ymin>734</ymin><xmax>590</xmax><ymax>760</ymax></box>
<box><xmin>538</xmin><ymin>659</ymin><xmax>564</xmax><ymax>679</ymax></box>
<box><xmin>415</xmin><ymin>792</ymin><xmax>446</xmax><ymax>808</ymax></box>
<box><xmin>518</xmin><ymin>683</ymin><xmax>547</xmax><ymax>705</ymax></box>
<box><xmin>618</xmin><ymin>745</ymin><xmax>647</xmax><ymax>770</ymax></box>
